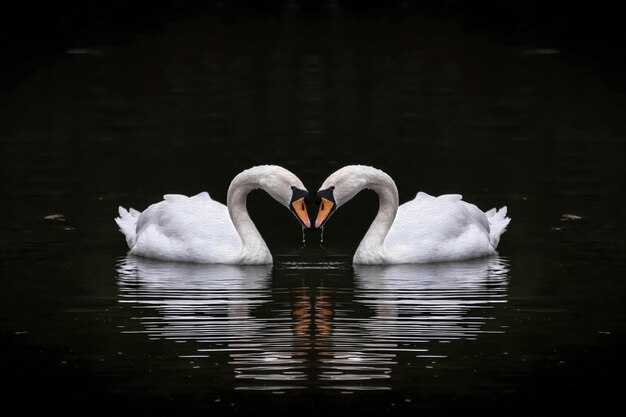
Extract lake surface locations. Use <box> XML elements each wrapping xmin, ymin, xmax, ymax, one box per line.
<box><xmin>1</xmin><ymin>10</ymin><xmax>625</xmax><ymax>416</ymax></box>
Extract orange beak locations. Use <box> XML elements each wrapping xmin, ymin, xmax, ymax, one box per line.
<box><xmin>291</xmin><ymin>197</ymin><xmax>311</xmax><ymax>228</ymax></box>
<box><xmin>315</xmin><ymin>197</ymin><xmax>334</xmax><ymax>229</ymax></box>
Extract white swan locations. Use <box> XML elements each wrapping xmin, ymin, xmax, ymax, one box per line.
<box><xmin>313</xmin><ymin>165</ymin><xmax>510</xmax><ymax>264</ymax></box>
<box><xmin>115</xmin><ymin>165</ymin><xmax>311</xmax><ymax>264</ymax></box>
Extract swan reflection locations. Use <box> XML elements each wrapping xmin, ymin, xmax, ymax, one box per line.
<box><xmin>318</xmin><ymin>256</ymin><xmax>510</xmax><ymax>390</ymax></box>
<box><xmin>354</xmin><ymin>256</ymin><xmax>509</xmax><ymax>341</ymax></box>
<box><xmin>116</xmin><ymin>256</ymin><xmax>308</xmax><ymax>390</ymax></box>
<box><xmin>116</xmin><ymin>256</ymin><xmax>509</xmax><ymax>392</ymax></box>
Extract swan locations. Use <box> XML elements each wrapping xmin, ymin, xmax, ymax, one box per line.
<box><xmin>115</xmin><ymin>165</ymin><xmax>311</xmax><ymax>264</ymax></box>
<box><xmin>312</xmin><ymin>165</ymin><xmax>510</xmax><ymax>264</ymax></box>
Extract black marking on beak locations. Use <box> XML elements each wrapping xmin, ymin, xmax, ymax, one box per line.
<box><xmin>313</xmin><ymin>186</ymin><xmax>336</xmax><ymax>230</ymax></box>
<box><xmin>290</xmin><ymin>187</ymin><xmax>312</xmax><ymax>228</ymax></box>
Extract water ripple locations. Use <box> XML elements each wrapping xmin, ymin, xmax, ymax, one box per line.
<box><xmin>116</xmin><ymin>255</ymin><xmax>509</xmax><ymax>392</ymax></box>
<box><xmin>317</xmin><ymin>257</ymin><xmax>510</xmax><ymax>389</ymax></box>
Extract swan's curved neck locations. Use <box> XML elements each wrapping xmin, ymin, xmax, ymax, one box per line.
<box><xmin>226</xmin><ymin>171</ymin><xmax>271</xmax><ymax>261</ymax></box>
<box><xmin>354</xmin><ymin>170</ymin><xmax>399</xmax><ymax>263</ymax></box>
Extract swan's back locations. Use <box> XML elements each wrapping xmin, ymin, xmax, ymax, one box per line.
<box><xmin>119</xmin><ymin>192</ymin><xmax>242</xmax><ymax>263</ymax></box>
<box><xmin>384</xmin><ymin>192</ymin><xmax>509</xmax><ymax>263</ymax></box>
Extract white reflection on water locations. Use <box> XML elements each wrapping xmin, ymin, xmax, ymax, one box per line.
<box><xmin>354</xmin><ymin>256</ymin><xmax>510</xmax><ymax>342</ymax></box>
<box><xmin>116</xmin><ymin>255</ymin><xmax>509</xmax><ymax>392</ymax></box>
<box><xmin>116</xmin><ymin>256</ymin><xmax>309</xmax><ymax>391</ymax></box>
<box><xmin>318</xmin><ymin>256</ymin><xmax>510</xmax><ymax>390</ymax></box>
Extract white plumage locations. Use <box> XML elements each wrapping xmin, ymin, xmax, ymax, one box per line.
<box><xmin>116</xmin><ymin>192</ymin><xmax>244</xmax><ymax>263</ymax></box>
<box><xmin>318</xmin><ymin>165</ymin><xmax>511</xmax><ymax>265</ymax></box>
<box><xmin>115</xmin><ymin>165</ymin><xmax>308</xmax><ymax>264</ymax></box>
<box><xmin>383</xmin><ymin>192</ymin><xmax>509</xmax><ymax>263</ymax></box>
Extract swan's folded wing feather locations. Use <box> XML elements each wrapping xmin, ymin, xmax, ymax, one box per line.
<box><xmin>163</xmin><ymin>192</ymin><xmax>212</xmax><ymax>203</ymax></box>
<box><xmin>414</xmin><ymin>192</ymin><xmax>462</xmax><ymax>203</ymax></box>
<box><xmin>163</xmin><ymin>194</ymin><xmax>187</xmax><ymax>202</ymax></box>
<box><xmin>384</xmin><ymin>193</ymin><xmax>493</xmax><ymax>262</ymax></box>
<box><xmin>438</xmin><ymin>194</ymin><xmax>463</xmax><ymax>202</ymax></box>
<box><xmin>192</xmin><ymin>191</ymin><xmax>211</xmax><ymax>200</ymax></box>
<box><xmin>132</xmin><ymin>193</ymin><xmax>242</xmax><ymax>262</ymax></box>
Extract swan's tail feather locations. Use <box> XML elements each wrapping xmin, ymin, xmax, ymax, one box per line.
<box><xmin>115</xmin><ymin>206</ymin><xmax>139</xmax><ymax>249</ymax></box>
<box><xmin>487</xmin><ymin>206</ymin><xmax>510</xmax><ymax>249</ymax></box>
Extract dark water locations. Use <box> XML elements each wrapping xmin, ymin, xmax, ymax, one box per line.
<box><xmin>1</xmin><ymin>8</ymin><xmax>626</xmax><ymax>417</ymax></box>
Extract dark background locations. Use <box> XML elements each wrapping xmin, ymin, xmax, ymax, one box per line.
<box><xmin>3</xmin><ymin>0</ymin><xmax>626</xmax><ymax>92</ymax></box>
<box><xmin>2</xmin><ymin>2</ymin><xmax>625</xmax><ymax>416</ymax></box>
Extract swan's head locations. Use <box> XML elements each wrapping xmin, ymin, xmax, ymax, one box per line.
<box><xmin>313</xmin><ymin>166</ymin><xmax>369</xmax><ymax>229</ymax></box>
<box><xmin>254</xmin><ymin>166</ymin><xmax>312</xmax><ymax>228</ymax></box>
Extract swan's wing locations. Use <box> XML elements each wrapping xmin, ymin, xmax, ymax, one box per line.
<box><xmin>384</xmin><ymin>193</ymin><xmax>494</xmax><ymax>262</ymax></box>
<box><xmin>389</xmin><ymin>194</ymin><xmax>484</xmax><ymax>242</ymax></box>
<box><xmin>163</xmin><ymin>194</ymin><xmax>188</xmax><ymax>203</ymax></box>
<box><xmin>414</xmin><ymin>191</ymin><xmax>462</xmax><ymax>203</ymax></box>
<box><xmin>191</xmin><ymin>191</ymin><xmax>210</xmax><ymax>200</ymax></box>
<box><xmin>133</xmin><ymin>193</ymin><xmax>242</xmax><ymax>262</ymax></box>
<box><xmin>162</xmin><ymin>192</ymin><xmax>210</xmax><ymax>203</ymax></box>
